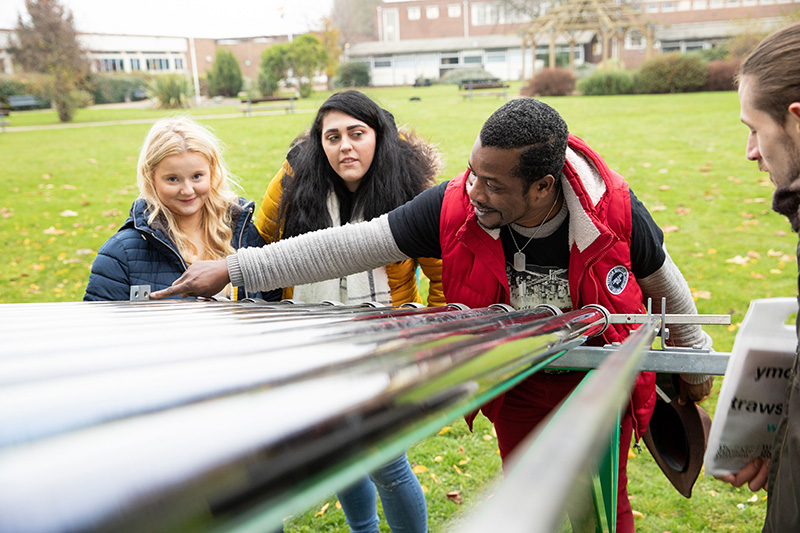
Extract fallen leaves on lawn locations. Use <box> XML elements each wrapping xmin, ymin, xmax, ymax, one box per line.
<box><xmin>446</xmin><ymin>490</ymin><xmax>462</xmax><ymax>504</ymax></box>
<box><xmin>413</xmin><ymin>464</ymin><xmax>428</xmax><ymax>474</ymax></box>
<box><xmin>314</xmin><ymin>502</ymin><xmax>329</xmax><ymax>517</ymax></box>
<box><xmin>438</xmin><ymin>426</ymin><xmax>451</xmax><ymax>435</ymax></box>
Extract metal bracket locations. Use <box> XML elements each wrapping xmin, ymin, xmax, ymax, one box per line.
<box><xmin>129</xmin><ymin>285</ymin><xmax>151</xmax><ymax>301</ymax></box>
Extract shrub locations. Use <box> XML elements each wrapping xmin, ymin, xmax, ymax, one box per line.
<box><xmin>0</xmin><ymin>74</ymin><xmax>51</xmax><ymax>107</ymax></box>
<box><xmin>577</xmin><ymin>71</ymin><xmax>634</xmax><ymax>96</ymax></box>
<box><xmin>89</xmin><ymin>73</ymin><xmax>149</xmax><ymax>104</ymax></box>
<box><xmin>147</xmin><ymin>74</ymin><xmax>193</xmax><ymax>109</ymax></box>
<box><xmin>521</xmin><ymin>68</ymin><xmax>576</xmax><ymax>97</ymax></box>
<box><xmin>334</xmin><ymin>61</ymin><xmax>370</xmax><ymax>88</ymax></box>
<box><xmin>634</xmin><ymin>53</ymin><xmax>707</xmax><ymax>94</ymax></box>
<box><xmin>703</xmin><ymin>59</ymin><xmax>741</xmax><ymax>92</ymax></box>
<box><xmin>440</xmin><ymin>67</ymin><xmax>497</xmax><ymax>85</ymax></box>
<box><xmin>207</xmin><ymin>49</ymin><xmax>243</xmax><ymax>97</ymax></box>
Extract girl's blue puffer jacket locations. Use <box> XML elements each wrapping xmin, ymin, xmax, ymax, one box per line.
<box><xmin>84</xmin><ymin>197</ymin><xmax>280</xmax><ymax>301</ymax></box>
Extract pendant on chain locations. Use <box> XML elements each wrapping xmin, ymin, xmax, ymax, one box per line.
<box><xmin>513</xmin><ymin>251</ymin><xmax>526</xmax><ymax>272</ymax></box>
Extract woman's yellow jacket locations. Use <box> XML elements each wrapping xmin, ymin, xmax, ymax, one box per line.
<box><xmin>255</xmin><ymin>160</ymin><xmax>446</xmax><ymax>306</ymax></box>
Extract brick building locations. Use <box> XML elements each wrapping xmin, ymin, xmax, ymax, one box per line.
<box><xmin>346</xmin><ymin>0</ymin><xmax>800</xmax><ymax>85</ymax></box>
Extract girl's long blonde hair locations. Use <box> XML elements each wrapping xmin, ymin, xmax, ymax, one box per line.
<box><xmin>136</xmin><ymin>116</ymin><xmax>238</xmax><ymax>263</ymax></box>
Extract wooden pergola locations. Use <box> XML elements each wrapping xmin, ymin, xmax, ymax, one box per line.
<box><xmin>519</xmin><ymin>0</ymin><xmax>657</xmax><ymax>79</ymax></box>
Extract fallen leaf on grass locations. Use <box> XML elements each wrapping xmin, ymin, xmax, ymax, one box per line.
<box><xmin>60</xmin><ymin>210</ymin><xmax>78</xmax><ymax>217</ymax></box>
<box><xmin>662</xmin><ymin>225</ymin><xmax>680</xmax><ymax>233</ymax></box>
<box><xmin>692</xmin><ymin>290</ymin><xmax>712</xmax><ymax>300</ymax></box>
<box><xmin>315</xmin><ymin>502</ymin><xmax>330</xmax><ymax>517</ymax></box>
<box><xmin>659</xmin><ymin>184</ymin><xmax>670</xmax><ymax>190</ymax></box>
<box><xmin>675</xmin><ymin>207</ymin><xmax>691</xmax><ymax>216</ymax></box>
<box><xmin>438</xmin><ymin>426</ymin><xmax>451</xmax><ymax>435</ymax></box>
<box><xmin>43</xmin><ymin>226</ymin><xmax>65</xmax><ymax>235</ymax></box>
<box><xmin>446</xmin><ymin>490</ymin><xmax>462</xmax><ymax>504</ymax></box>
<box><xmin>458</xmin><ymin>458</ymin><xmax>470</xmax><ymax>465</ymax></box>
<box><xmin>434</xmin><ymin>455</ymin><xmax>443</xmax><ymax>462</ymax></box>
<box><xmin>453</xmin><ymin>465</ymin><xmax>463</xmax><ymax>475</ymax></box>
<box><xmin>413</xmin><ymin>464</ymin><xmax>428</xmax><ymax>474</ymax></box>
<box><xmin>726</xmin><ymin>255</ymin><xmax>750</xmax><ymax>265</ymax></box>
<box><xmin>102</xmin><ymin>209</ymin><xmax>121</xmax><ymax>217</ymax></box>
<box><xmin>483</xmin><ymin>434</ymin><xmax>493</xmax><ymax>441</ymax></box>
<box><xmin>335</xmin><ymin>501</ymin><xmax>342</xmax><ymax>509</ymax></box>
<box><xmin>632</xmin><ymin>510</ymin><xmax>644</xmax><ymax>519</ymax></box>
<box><xmin>430</xmin><ymin>473</ymin><xmax>439</xmax><ymax>484</ymax></box>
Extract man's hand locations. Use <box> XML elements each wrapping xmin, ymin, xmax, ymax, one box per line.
<box><xmin>150</xmin><ymin>259</ymin><xmax>231</xmax><ymax>299</ymax></box>
<box><xmin>714</xmin><ymin>458</ymin><xmax>770</xmax><ymax>492</ymax></box>
<box><xmin>677</xmin><ymin>375</ymin><xmax>713</xmax><ymax>404</ymax></box>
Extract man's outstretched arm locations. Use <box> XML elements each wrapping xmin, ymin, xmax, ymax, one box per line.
<box><xmin>152</xmin><ymin>214</ymin><xmax>408</xmax><ymax>299</ymax></box>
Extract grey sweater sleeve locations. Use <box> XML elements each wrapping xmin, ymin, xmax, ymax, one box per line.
<box><xmin>227</xmin><ymin>214</ymin><xmax>409</xmax><ymax>292</ymax></box>
<box><xmin>637</xmin><ymin>246</ymin><xmax>713</xmax><ymax>385</ymax></box>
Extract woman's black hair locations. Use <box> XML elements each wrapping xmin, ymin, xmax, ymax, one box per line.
<box><xmin>276</xmin><ymin>90</ymin><xmax>438</xmax><ymax>239</ymax></box>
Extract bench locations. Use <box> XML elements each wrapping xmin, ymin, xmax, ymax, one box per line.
<box><xmin>0</xmin><ymin>106</ymin><xmax>9</xmax><ymax>132</ymax></box>
<box><xmin>459</xmin><ymin>81</ymin><xmax>510</xmax><ymax>100</ymax></box>
<box><xmin>240</xmin><ymin>96</ymin><xmax>295</xmax><ymax>116</ymax></box>
<box><xmin>8</xmin><ymin>94</ymin><xmax>42</xmax><ymax>110</ymax></box>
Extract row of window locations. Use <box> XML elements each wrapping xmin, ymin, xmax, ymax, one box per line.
<box><xmin>370</xmin><ymin>47</ymin><xmax>580</xmax><ymax>69</ymax></box>
<box><xmin>405</xmin><ymin>2</ymin><xmax>529</xmax><ymax>24</ymax></box>
<box><xmin>402</xmin><ymin>0</ymin><xmax>791</xmax><ymax>26</ymax></box>
<box><xmin>96</xmin><ymin>57</ymin><xmax>185</xmax><ymax>73</ymax></box>
<box><xmin>645</xmin><ymin>0</ymin><xmax>790</xmax><ymax>11</ymax></box>
<box><xmin>406</xmin><ymin>3</ymin><xmax>463</xmax><ymax>20</ymax></box>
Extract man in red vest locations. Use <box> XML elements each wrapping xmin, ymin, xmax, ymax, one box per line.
<box><xmin>154</xmin><ymin>97</ymin><xmax>712</xmax><ymax>532</ymax></box>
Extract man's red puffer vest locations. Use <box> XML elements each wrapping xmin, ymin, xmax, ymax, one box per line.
<box><xmin>439</xmin><ymin>134</ymin><xmax>657</xmax><ymax>439</ymax></box>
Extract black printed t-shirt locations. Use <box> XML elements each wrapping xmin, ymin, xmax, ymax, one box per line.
<box><xmin>388</xmin><ymin>180</ymin><xmax>665</xmax><ymax>309</ymax></box>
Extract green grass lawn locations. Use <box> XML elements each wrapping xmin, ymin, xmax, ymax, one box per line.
<box><xmin>0</xmin><ymin>86</ymin><xmax>786</xmax><ymax>531</ymax></box>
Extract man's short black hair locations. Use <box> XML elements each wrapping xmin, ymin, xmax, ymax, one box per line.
<box><xmin>479</xmin><ymin>98</ymin><xmax>569</xmax><ymax>191</ymax></box>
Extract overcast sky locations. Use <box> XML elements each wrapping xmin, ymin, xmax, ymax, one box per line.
<box><xmin>0</xmin><ymin>0</ymin><xmax>335</xmax><ymax>38</ymax></box>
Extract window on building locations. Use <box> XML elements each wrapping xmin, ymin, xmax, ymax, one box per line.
<box><xmin>463</xmin><ymin>55</ymin><xmax>483</xmax><ymax>64</ymax></box>
<box><xmin>662</xmin><ymin>2</ymin><xmax>675</xmax><ymax>11</ymax></box>
<box><xmin>709</xmin><ymin>0</ymin><xmax>723</xmax><ymax>7</ymax></box>
<box><xmin>99</xmin><ymin>58</ymin><xmax>124</xmax><ymax>72</ymax></box>
<box><xmin>646</xmin><ymin>3</ymin><xmax>659</xmax><ymax>12</ymax></box>
<box><xmin>130</xmin><ymin>58</ymin><xmax>141</xmax><ymax>71</ymax></box>
<box><xmin>374</xmin><ymin>56</ymin><xmax>392</xmax><ymax>68</ymax></box>
<box><xmin>742</xmin><ymin>0</ymin><xmax>756</xmax><ymax>5</ymax></box>
<box><xmin>693</xmin><ymin>0</ymin><xmax>708</xmax><ymax>9</ymax></box>
<box><xmin>472</xmin><ymin>2</ymin><xmax>515</xmax><ymax>25</ymax></box>
<box><xmin>448</xmin><ymin>3</ymin><xmax>461</xmax><ymax>16</ymax></box>
<box><xmin>408</xmin><ymin>6</ymin><xmax>421</xmax><ymax>20</ymax></box>
<box><xmin>146</xmin><ymin>58</ymin><xmax>169</xmax><ymax>71</ymax></box>
<box><xmin>625</xmin><ymin>29</ymin><xmax>644</xmax><ymax>50</ymax></box>
<box><xmin>726</xmin><ymin>0</ymin><xmax>740</xmax><ymax>6</ymax></box>
<box><xmin>382</xmin><ymin>8</ymin><xmax>400</xmax><ymax>41</ymax></box>
<box><xmin>440</xmin><ymin>54</ymin><xmax>459</xmax><ymax>65</ymax></box>
<box><xmin>487</xmin><ymin>49</ymin><xmax>506</xmax><ymax>63</ymax></box>
<box><xmin>175</xmin><ymin>58</ymin><xmax>184</xmax><ymax>69</ymax></box>
<box><xmin>395</xmin><ymin>55</ymin><xmax>415</xmax><ymax>68</ymax></box>
<box><xmin>426</xmin><ymin>6</ymin><xmax>439</xmax><ymax>18</ymax></box>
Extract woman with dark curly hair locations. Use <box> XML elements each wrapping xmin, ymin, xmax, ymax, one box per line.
<box><xmin>255</xmin><ymin>90</ymin><xmax>443</xmax><ymax>532</ymax></box>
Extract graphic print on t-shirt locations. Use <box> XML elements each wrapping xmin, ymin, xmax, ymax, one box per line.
<box><xmin>507</xmin><ymin>263</ymin><xmax>570</xmax><ymax>310</ymax></box>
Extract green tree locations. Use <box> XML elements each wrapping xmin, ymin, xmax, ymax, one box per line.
<box><xmin>207</xmin><ymin>49</ymin><xmax>243</xmax><ymax>97</ymax></box>
<box><xmin>320</xmin><ymin>18</ymin><xmax>342</xmax><ymax>90</ymax></box>
<box><xmin>10</xmin><ymin>0</ymin><xmax>91</xmax><ymax>122</ymax></box>
<box><xmin>287</xmin><ymin>34</ymin><xmax>328</xmax><ymax>98</ymax></box>
<box><xmin>258</xmin><ymin>43</ymin><xmax>289</xmax><ymax>97</ymax></box>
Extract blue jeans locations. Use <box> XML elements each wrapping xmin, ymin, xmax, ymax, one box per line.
<box><xmin>337</xmin><ymin>453</ymin><xmax>428</xmax><ymax>533</ymax></box>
